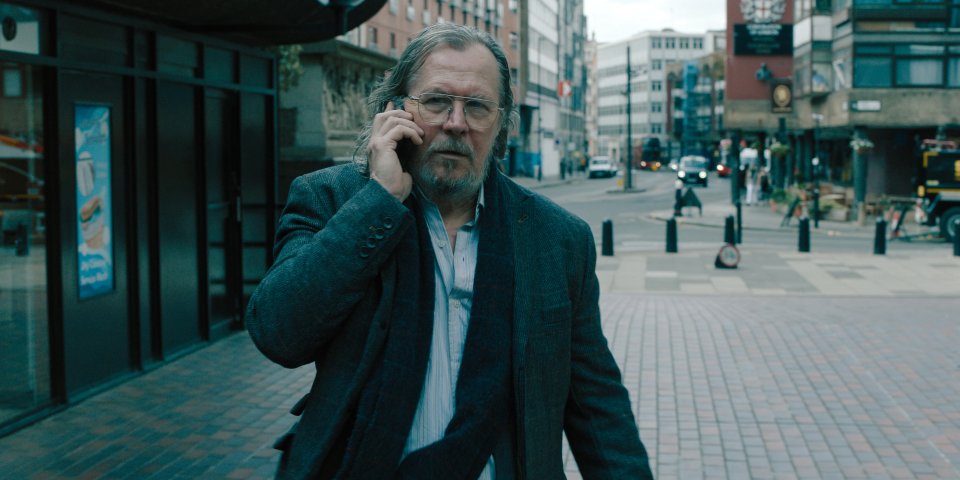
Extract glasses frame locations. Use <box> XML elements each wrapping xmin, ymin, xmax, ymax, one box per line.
<box><xmin>406</xmin><ymin>92</ymin><xmax>503</xmax><ymax>131</ymax></box>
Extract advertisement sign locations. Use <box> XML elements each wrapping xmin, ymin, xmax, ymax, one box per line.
<box><xmin>733</xmin><ymin>24</ymin><xmax>792</xmax><ymax>56</ymax></box>
<box><xmin>75</xmin><ymin>104</ymin><xmax>114</xmax><ymax>299</ymax></box>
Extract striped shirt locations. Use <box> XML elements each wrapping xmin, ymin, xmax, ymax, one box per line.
<box><xmin>402</xmin><ymin>185</ymin><xmax>494</xmax><ymax>479</ymax></box>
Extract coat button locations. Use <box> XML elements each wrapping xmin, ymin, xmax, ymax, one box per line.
<box><xmin>374</xmin><ymin>227</ymin><xmax>385</xmax><ymax>240</ymax></box>
<box><xmin>382</xmin><ymin>216</ymin><xmax>394</xmax><ymax>229</ymax></box>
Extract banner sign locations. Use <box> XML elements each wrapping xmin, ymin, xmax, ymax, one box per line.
<box><xmin>75</xmin><ymin>104</ymin><xmax>114</xmax><ymax>299</ymax></box>
<box><xmin>733</xmin><ymin>24</ymin><xmax>792</xmax><ymax>56</ymax></box>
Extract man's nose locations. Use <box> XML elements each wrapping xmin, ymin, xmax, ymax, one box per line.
<box><xmin>442</xmin><ymin>101</ymin><xmax>469</xmax><ymax>134</ymax></box>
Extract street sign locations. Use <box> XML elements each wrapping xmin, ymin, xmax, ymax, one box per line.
<box><xmin>850</xmin><ymin>100</ymin><xmax>881</xmax><ymax>112</ymax></box>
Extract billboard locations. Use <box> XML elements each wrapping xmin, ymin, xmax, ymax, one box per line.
<box><xmin>75</xmin><ymin>104</ymin><xmax>114</xmax><ymax>300</ymax></box>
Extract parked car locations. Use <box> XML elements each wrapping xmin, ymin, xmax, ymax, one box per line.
<box><xmin>716</xmin><ymin>162</ymin><xmax>732</xmax><ymax>177</ymax></box>
<box><xmin>588</xmin><ymin>156</ymin><xmax>618</xmax><ymax>178</ymax></box>
<box><xmin>677</xmin><ymin>155</ymin><xmax>709</xmax><ymax>187</ymax></box>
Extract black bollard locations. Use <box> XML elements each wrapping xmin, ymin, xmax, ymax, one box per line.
<box><xmin>673</xmin><ymin>187</ymin><xmax>683</xmax><ymax>217</ymax></box>
<box><xmin>798</xmin><ymin>217</ymin><xmax>810</xmax><ymax>252</ymax></box>
<box><xmin>954</xmin><ymin>218</ymin><xmax>960</xmax><ymax>257</ymax></box>
<box><xmin>666</xmin><ymin>217</ymin><xmax>678</xmax><ymax>253</ymax></box>
<box><xmin>601</xmin><ymin>219</ymin><xmax>614</xmax><ymax>257</ymax></box>
<box><xmin>724</xmin><ymin>215</ymin><xmax>735</xmax><ymax>244</ymax></box>
<box><xmin>873</xmin><ymin>217</ymin><xmax>887</xmax><ymax>255</ymax></box>
<box><xmin>15</xmin><ymin>223</ymin><xmax>29</xmax><ymax>257</ymax></box>
<box><xmin>735</xmin><ymin>201</ymin><xmax>743</xmax><ymax>244</ymax></box>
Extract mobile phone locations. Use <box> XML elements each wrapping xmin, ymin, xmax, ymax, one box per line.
<box><xmin>392</xmin><ymin>96</ymin><xmax>414</xmax><ymax>165</ymax></box>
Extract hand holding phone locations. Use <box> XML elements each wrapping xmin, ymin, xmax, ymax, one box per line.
<box><xmin>368</xmin><ymin>96</ymin><xmax>421</xmax><ymax>202</ymax></box>
<box><xmin>392</xmin><ymin>96</ymin><xmax>415</xmax><ymax>165</ymax></box>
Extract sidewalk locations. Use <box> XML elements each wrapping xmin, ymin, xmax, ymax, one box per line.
<box><xmin>1</xmin><ymin>173</ymin><xmax>958</xmax><ymax>479</ymax></box>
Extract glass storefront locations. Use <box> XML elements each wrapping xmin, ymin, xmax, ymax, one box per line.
<box><xmin>0</xmin><ymin>3</ymin><xmax>49</xmax><ymax>425</ymax></box>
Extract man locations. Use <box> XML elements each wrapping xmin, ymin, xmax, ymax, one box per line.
<box><xmin>246</xmin><ymin>23</ymin><xmax>654</xmax><ymax>479</ymax></box>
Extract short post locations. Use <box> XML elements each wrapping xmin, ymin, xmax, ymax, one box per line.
<box><xmin>724</xmin><ymin>215</ymin><xmax>736</xmax><ymax>244</ymax></box>
<box><xmin>673</xmin><ymin>185</ymin><xmax>683</xmax><ymax>217</ymax></box>
<box><xmin>954</xmin><ymin>218</ymin><xmax>960</xmax><ymax>257</ymax></box>
<box><xmin>601</xmin><ymin>219</ymin><xmax>614</xmax><ymax>257</ymax></box>
<box><xmin>735</xmin><ymin>201</ymin><xmax>743</xmax><ymax>244</ymax></box>
<box><xmin>812</xmin><ymin>188</ymin><xmax>820</xmax><ymax>229</ymax></box>
<box><xmin>798</xmin><ymin>217</ymin><xmax>811</xmax><ymax>252</ymax></box>
<box><xmin>873</xmin><ymin>217</ymin><xmax>887</xmax><ymax>255</ymax></box>
<box><xmin>666</xmin><ymin>217</ymin><xmax>678</xmax><ymax>253</ymax></box>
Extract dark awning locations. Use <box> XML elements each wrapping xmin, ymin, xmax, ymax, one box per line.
<box><xmin>69</xmin><ymin>0</ymin><xmax>387</xmax><ymax>45</ymax></box>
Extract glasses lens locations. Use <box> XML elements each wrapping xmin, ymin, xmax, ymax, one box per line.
<box><xmin>417</xmin><ymin>93</ymin><xmax>500</xmax><ymax>130</ymax></box>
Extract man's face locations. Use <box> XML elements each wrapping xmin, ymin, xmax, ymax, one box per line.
<box><xmin>406</xmin><ymin>44</ymin><xmax>501</xmax><ymax>200</ymax></box>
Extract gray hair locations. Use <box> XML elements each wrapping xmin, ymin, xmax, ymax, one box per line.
<box><xmin>352</xmin><ymin>23</ymin><xmax>518</xmax><ymax>171</ymax></box>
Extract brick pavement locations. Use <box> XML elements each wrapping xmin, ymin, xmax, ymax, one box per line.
<box><xmin>0</xmin><ymin>335</ymin><xmax>312</xmax><ymax>479</ymax></box>
<box><xmin>574</xmin><ymin>294</ymin><xmax>960</xmax><ymax>480</ymax></box>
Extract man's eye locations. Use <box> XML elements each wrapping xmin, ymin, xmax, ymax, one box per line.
<box><xmin>466</xmin><ymin>101</ymin><xmax>493</xmax><ymax>113</ymax></box>
<box><xmin>423</xmin><ymin>96</ymin><xmax>451</xmax><ymax>108</ymax></box>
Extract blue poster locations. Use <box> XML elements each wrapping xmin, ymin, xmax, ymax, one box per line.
<box><xmin>75</xmin><ymin>105</ymin><xmax>114</xmax><ymax>300</ymax></box>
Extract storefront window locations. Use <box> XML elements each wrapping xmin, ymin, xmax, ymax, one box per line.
<box><xmin>0</xmin><ymin>61</ymin><xmax>49</xmax><ymax>425</ymax></box>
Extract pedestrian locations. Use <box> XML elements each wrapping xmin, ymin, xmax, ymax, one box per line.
<box><xmin>245</xmin><ymin>23</ymin><xmax>654</xmax><ymax>480</ymax></box>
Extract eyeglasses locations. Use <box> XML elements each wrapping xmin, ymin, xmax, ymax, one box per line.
<box><xmin>407</xmin><ymin>92</ymin><xmax>502</xmax><ymax>131</ymax></box>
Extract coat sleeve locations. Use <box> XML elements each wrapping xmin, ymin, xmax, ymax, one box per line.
<box><xmin>245</xmin><ymin>170</ymin><xmax>412</xmax><ymax>368</ymax></box>
<box><xmin>563</xmin><ymin>221</ymin><xmax>655</xmax><ymax>479</ymax></box>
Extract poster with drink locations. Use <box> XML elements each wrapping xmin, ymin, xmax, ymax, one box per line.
<box><xmin>75</xmin><ymin>104</ymin><xmax>114</xmax><ymax>300</ymax></box>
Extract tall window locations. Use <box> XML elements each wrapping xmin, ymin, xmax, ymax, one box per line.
<box><xmin>895</xmin><ymin>45</ymin><xmax>944</xmax><ymax>86</ymax></box>
<box><xmin>854</xmin><ymin>43</ymin><xmax>957</xmax><ymax>87</ymax></box>
<box><xmin>949</xmin><ymin>46</ymin><xmax>960</xmax><ymax>86</ymax></box>
<box><xmin>0</xmin><ymin>4</ymin><xmax>50</xmax><ymax>428</ymax></box>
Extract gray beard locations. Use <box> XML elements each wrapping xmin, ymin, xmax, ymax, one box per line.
<box><xmin>414</xmin><ymin>157</ymin><xmax>488</xmax><ymax>204</ymax></box>
<box><xmin>413</xmin><ymin>139</ymin><xmax>489</xmax><ymax>203</ymax></box>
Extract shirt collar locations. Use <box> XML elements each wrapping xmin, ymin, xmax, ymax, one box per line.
<box><xmin>414</xmin><ymin>183</ymin><xmax>485</xmax><ymax>225</ymax></box>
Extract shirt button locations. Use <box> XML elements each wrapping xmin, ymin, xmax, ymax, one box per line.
<box><xmin>438</xmin><ymin>240</ymin><xmax>447</xmax><ymax>248</ymax></box>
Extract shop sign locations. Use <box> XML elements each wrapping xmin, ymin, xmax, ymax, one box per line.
<box><xmin>770</xmin><ymin>79</ymin><xmax>793</xmax><ymax>113</ymax></box>
<box><xmin>75</xmin><ymin>104</ymin><xmax>114</xmax><ymax>299</ymax></box>
<box><xmin>733</xmin><ymin>24</ymin><xmax>792</xmax><ymax>56</ymax></box>
<box><xmin>849</xmin><ymin>100</ymin><xmax>881</xmax><ymax>112</ymax></box>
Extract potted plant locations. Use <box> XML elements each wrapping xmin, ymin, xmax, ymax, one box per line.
<box><xmin>770</xmin><ymin>141</ymin><xmax>790</xmax><ymax>158</ymax></box>
<box><xmin>849</xmin><ymin>137</ymin><xmax>874</xmax><ymax>155</ymax></box>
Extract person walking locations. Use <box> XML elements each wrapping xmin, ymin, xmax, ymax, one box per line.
<box><xmin>246</xmin><ymin>23</ymin><xmax>654</xmax><ymax>480</ymax></box>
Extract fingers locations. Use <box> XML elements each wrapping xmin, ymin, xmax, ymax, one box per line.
<box><xmin>368</xmin><ymin>103</ymin><xmax>423</xmax><ymax>202</ymax></box>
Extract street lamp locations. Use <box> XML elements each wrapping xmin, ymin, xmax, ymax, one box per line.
<box><xmin>811</xmin><ymin>113</ymin><xmax>823</xmax><ymax>228</ymax></box>
<box><xmin>624</xmin><ymin>46</ymin><xmax>634</xmax><ymax>191</ymax></box>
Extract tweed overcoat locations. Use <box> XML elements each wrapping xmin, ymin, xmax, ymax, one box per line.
<box><xmin>246</xmin><ymin>164</ymin><xmax>652</xmax><ymax>479</ymax></box>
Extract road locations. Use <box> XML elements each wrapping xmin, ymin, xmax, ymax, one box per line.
<box><xmin>536</xmin><ymin>170</ymin><xmax>947</xmax><ymax>255</ymax></box>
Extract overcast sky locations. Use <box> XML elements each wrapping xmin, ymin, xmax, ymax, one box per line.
<box><xmin>583</xmin><ymin>0</ymin><xmax>726</xmax><ymax>43</ymax></box>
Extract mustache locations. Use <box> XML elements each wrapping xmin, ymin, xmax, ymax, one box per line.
<box><xmin>424</xmin><ymin>138</ymin><xmax>474</xmax><ymax>158</ymax></box>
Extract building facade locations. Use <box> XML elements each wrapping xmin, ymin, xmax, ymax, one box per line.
<box><xmin>585</xmin><ymin>33</ymin><xmax>599</xmax><ymax>158</ymax></box>
<box><xmin>596</xmin><ymin>30</ymin><xmax>715</xmax><ymax>165</ymax></box>
<box><xmin>789</xmin><ymin>0</ymin><xmax>960</xmax><ymax>215</ymax></box>
<box><xmin>555</xmin><ymin>0</ymin><xmax>588</xmax><ymax>175</ymax></box>
<box><xmin>665</xmin><ymin>38</ymin><xmax>727</xmax><ymax>161</ymax></box>
<box><xmin>0</xmin><ymin>0</ymin><xmax>382</xmax><ymax>438</ymax></box>
<box><xmin>519</xmin><ymin>0</ymin><xmax>561</xmax><ymax>178</ymax></box>
<box><xmin>278</xmin><ymin>0</ymin><xmax>522</xmax><ymax>183</ymax></box>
